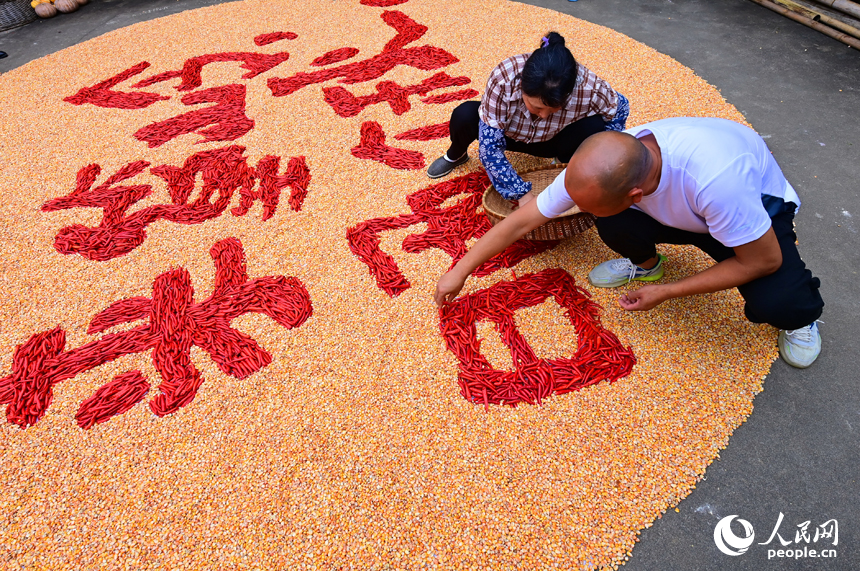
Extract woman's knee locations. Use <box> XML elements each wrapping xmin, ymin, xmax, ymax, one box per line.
<box><xmin>450</xmin><ymin>101</ymin><xmax>480</xmax><ymax>128</ymax></box>
<box><xmin>555</xmin><ymin>115</ymin><xmax>607</xmax><ymax>161</ymax></box>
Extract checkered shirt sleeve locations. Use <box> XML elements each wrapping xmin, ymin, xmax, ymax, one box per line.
<box><xmin>478</xmin><ymin>55</ymin><xmax>525</xmax><ymax>131</ymax></box>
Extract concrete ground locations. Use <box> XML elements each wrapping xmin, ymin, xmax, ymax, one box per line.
<box><xmin>2</xmin><ymin>0</ymin><xmax>858</xmax><ymax>569</ymax></box>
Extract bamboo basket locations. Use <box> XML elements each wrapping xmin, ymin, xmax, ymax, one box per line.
<box><xmin>482</xmin><ymin>164</ymin><xmax>596</xmax><ymax>241</ymax></box>
<box><xmin>0</xmin><ymin>0</ymin><xmax>36</xmax><ymax>32</ymax></box>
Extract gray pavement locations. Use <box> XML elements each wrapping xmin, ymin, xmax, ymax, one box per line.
<box><xmin>2</xmin><ymin>0</ymin><xmax>858</xmax><ymax>569</ymax></box>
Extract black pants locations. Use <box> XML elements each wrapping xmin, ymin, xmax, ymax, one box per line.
<box><xmin>595</xmin><ymin>207</ymin><xmax>824</xmax><ymax>330</ymax></box>
<box><xmin>446</xmin><ymin>101</ymin><xmax>606</xmax><ymax>162</ymax></box>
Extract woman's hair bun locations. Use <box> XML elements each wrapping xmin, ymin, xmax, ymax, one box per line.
<box><xmin>541</xmin><ymin>31</ymin><xmax>566</xmax><ymax>48</ymax></box>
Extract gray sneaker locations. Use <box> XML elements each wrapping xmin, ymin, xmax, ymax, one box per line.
<box><xmin>427</xmin><ymin>153</ymin><xmax>469</xmax><ymax>178</ymax></box>
<box><xmin>778</xmin><ymin>321</ymin><xmax>822</xmax><ymax>368</ymax></box>
<box><xmin>588</xmin><ymin>254</ymin><xmax>667</xmax><ymax>288</ymax></box>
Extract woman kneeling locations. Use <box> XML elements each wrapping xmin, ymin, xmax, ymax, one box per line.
<box><xmin>427</xmin><ymin>31</ymin><xmax>630</xmax><ymax>201</ymax></box>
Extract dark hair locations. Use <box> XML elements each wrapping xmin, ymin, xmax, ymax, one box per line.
<box><xmin>520</xmin><ymin>32</ymin><xmax>578</xmax><ymax>109</ymax></box>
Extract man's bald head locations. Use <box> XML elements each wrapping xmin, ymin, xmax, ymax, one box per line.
<box><xmin>566</xmin><ymin>131</ymin><xmax>651</xmax><ymax>206</ymax></box>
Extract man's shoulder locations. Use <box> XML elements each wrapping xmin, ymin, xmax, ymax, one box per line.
<box><xmin>629</xmin><ymin>117</ymin><xmax>754</xmax><ymax>138</ymax></box>
<box><xmin>648</xmin><ymin>118</ymin><xmax>762</xmax><ymax>172</ymax></box>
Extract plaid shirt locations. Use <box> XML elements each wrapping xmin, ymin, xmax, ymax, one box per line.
<box><xmin>478</xmin><ymin>53</ymin><xmax>619</xmax><ymax>143</ymax></box>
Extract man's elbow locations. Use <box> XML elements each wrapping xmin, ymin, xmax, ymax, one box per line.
<box><xmin>735</xmin><ymin>228</ymin><xmax>783</xmax><ymax>279</ymax></box>
<box><xmin>758</xmin><ymin>251</ymin><xmax>783</xmax><ymax>276</ymax></box>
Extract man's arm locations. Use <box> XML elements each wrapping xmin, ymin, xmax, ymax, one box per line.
<box><xmin>434</xmin><ymin>197</ymin><xmax>550</xmax><ymax>306</ymax></box>
<box><xmin>619</xmin><ymin>226</ymin><xmax>782</xmax><ymax>311</ymax></box>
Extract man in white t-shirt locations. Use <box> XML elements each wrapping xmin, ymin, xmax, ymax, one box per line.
<box><xmin>434</xmin><ymin>117</ymin><xmax>824</xmax><ymax>368</ymax></box>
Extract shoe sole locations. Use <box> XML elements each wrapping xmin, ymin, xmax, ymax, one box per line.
<box><xmin>427</xmin><ymin>169</ymin><xmax>453</xmax><ymax>179</ymax></box>
<box><xmin>427</xmin><ymin>157</ymin><xmax>469</xmax><ymax>179</ymax></box>
<box><xmin>588</xmin><ymin>270</ymin><xmax>664</xmax><ymax>288</ymax></box>
<box><xmin>587</xmin><ymin>254</ymin><xmax>667</xmax><ymax>288</ymax></box>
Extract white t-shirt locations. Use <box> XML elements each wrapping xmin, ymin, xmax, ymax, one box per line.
<box><xmin>536</xmin><ymin>117</ymin><xmax>801</xmax><ymax>248</ymax></box>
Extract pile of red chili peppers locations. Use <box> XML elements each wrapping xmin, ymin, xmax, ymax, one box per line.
<box><xmin>311</xmin><ymin>47</ymin><xmax>361</xmax><ymax>67</ymax></box>
<box><xmin>360</xmin><ymin>0</ymin><xmax>409</xmax><ymax>6</ymax></box>
<box><xmin>324</xmin><ymin>71</ymin><xmax>475</xmax><ymax>118</ymax></box>
<box><xmin>254</xmin><ymin>31</ymin><xmax>299</xmax><ymax>47</ymax></box>
<box><xmin>394</xmin><ymin>122</ymin><xmax>450</xmax><ymax>141</ymax></box>
<box><xmin>75</xmin><ymin>370</ymin><xmax>150</xmax><ymax>429</ymax></box>
<box><xmin>439</xmin><ymin>268</ymin><xmax>636</xmax><ymax>408</ymax></box>
<box><xmin>351</xmin><ymin>121</ymin><xmax>426</xmax><ymax>170</ymax></box>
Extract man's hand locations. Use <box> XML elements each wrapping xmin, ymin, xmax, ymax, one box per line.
<box><xmin>434</xmin><ymin>271</ymin><xmax>466</xmax><ymax>307</ymax></box>
<box><xmin>618</xmin><ymin>285</ymin><xmax>668</xmax><ymax>311</ymax></box>
<box><xmin>432</xmin><ymin>197</ymin><xmax>550</xmax><ymax>307</ymax></box>
<box><xmin>616</xmin><ymin>227</ymin><xmax>783</xmax><ymax>312</ymax></box>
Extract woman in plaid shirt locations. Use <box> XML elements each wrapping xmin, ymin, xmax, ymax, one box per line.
<box><xmin>427</xmin><ymin>32</ymin><xmax>629</xmax><ymax>200</ymax></box>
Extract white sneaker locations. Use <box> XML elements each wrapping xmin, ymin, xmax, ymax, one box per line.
<box><xmin>587</xmin><ymin>254</ymin><xmax>667</xmax><ymax>288</ymax></box>
<box><xmin>778</xmin><ymin>321</ymin><xmax>822</xmax><ymax>368</ymax></box>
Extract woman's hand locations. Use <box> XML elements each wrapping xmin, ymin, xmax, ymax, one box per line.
<box><xmin>513</xmin><ymin>192</ymin><xmax>535</xmax><ymax>210</ymax></box>
<box><xmin>434</xmin><ymin>271</ymin><xmax>467</xmax><ymax>307</ymax></box>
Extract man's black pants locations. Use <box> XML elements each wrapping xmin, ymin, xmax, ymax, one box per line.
<box><xmin>446</xmin><ymin>101</ymin><xmax>606</xmax><ymax>162</ymax></box>
<box><xmin>595</xmin><ymin>207</ymin><xmax>824</xmax><ymax>331</ymax></box>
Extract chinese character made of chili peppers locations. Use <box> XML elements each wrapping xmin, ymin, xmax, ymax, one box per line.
<box><xmin>439</xmin><ymin>269</ymin><xmax>636</xmax><ymax>408</ymax></box>
<box><xmin>347</xmin><ymin>171</ymin><xmax>559</xmax><ymax>296</ymax></box>
<box><xmin>41</xmin><ymin>145</ymin><xmax>311</xmax><ymax>261</ymax></box>
<box><xmin>0</xmin><ymin>238</ymin><xmax>313</xmax><ymax>429</ymax></box>
<box><xmin>63</xmin><ymin>42</ymin><xmax>298</xmax><ymax>148</ymax></box>
<box><xmin>267</xmin><ymin>10</ymin><xmax>477</xmax><ymax>171</ymax></box>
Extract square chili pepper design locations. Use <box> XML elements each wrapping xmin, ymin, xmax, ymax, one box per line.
<box><xmin>439</xmin><ymin>269</ymin><xmax>636</xmax><ymax>408</ymax></box>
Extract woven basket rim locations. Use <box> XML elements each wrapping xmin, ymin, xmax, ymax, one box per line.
<box><xmin>482</xmin><ymin>163</ymin><xmax>597</xmax><ymax>240</ymax></box>
<box><xmin>482</xmin><ymin>163</ymin><xmax>584</xmax><ymax>219</ymax></box>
